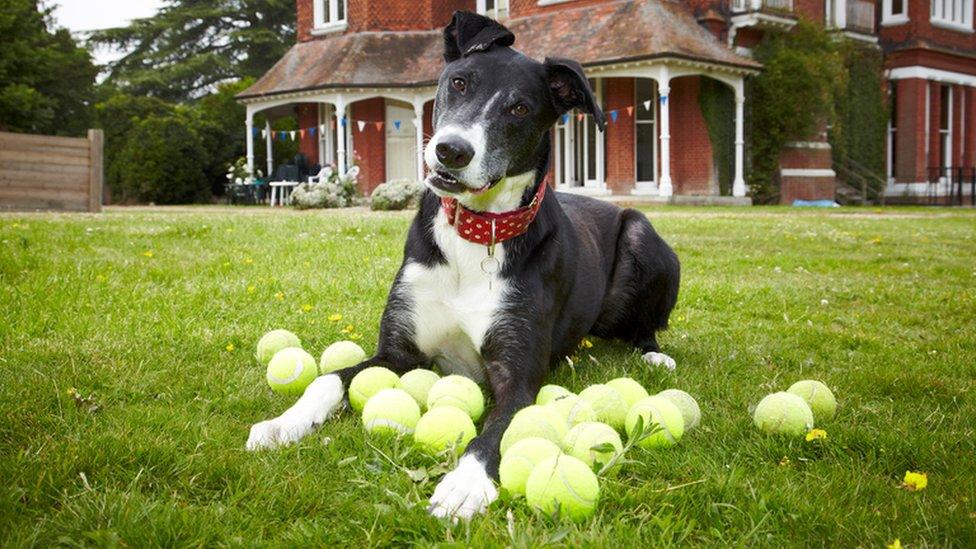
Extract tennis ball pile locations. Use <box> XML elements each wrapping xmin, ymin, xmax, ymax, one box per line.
<box><xmin>753</xmin><ymin>379</ymin><xmax>837</xmax><ymax>435</ymax></box>
<box><xmin>498</xmin><ymin>377</ymin><xmax>702</xmax><ymax>522</ymax></box>
<box><xmin>254</xmin><ymin>329</ymin><xmax>365</xmax><ymax>395</ymax></box>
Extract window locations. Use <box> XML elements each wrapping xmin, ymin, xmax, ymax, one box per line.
<box><xmin>553</xmin><ymin>79</ymin><xmax>604</xmax><ymax>190</ymax></box>
<box><xmin>887</xmin><ymin>85</ymin><xmax>897</xmax><ymax>181</ymax></box>
<box><xmin>313</xmin><ymin>0</ymin><xmax>347</xmax><ymax>33</ymax></box>
<box><xmin>939</xmin><ymin>85</ymin><xmax>952</xmax><ymax>169</ymax></box>
<box><xmin>635</xmin><ymin>79</ymin><xmax>657</xmax><ymax>184</ymax></box>
<box><xmin>477</xmin><ymin>0</ymin><xmax>509</xmax><ymax>18</ymax></box>
<box><xmin>882</xmin><ymin>0</ymin><xmax>909</xmax><ymax>24</ymax></box>
<box><xmin>931</xmin><ymin>0</ymin><xmax>974</xmax><ymax>30</ymax></box>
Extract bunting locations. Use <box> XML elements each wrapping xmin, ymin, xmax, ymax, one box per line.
<box><xmin>356</xmin><ymin>120</ymin><xmax>366</xmax><ymax>132</ymax></box>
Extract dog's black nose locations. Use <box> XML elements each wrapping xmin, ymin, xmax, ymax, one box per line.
<box><xmin>435</xmin><ymin>137</ymin><xmax>474</xmax><ymax>169</ymax></box>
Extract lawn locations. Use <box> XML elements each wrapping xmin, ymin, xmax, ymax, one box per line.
<box><xmin>1</xmin><ymin>205</ymin><xmax>974</xmax><ymax>547</ymax></box>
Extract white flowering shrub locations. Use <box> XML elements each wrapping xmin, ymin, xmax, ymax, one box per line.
<box><xmin>291</xmin><ymin>165</ymin><xmax>360</xmax><ymax>209</ymax></box>
<box><xmin>370</xmin><ymin>179</ymin><xmax>424</xmax><ymax>211</ymax></box>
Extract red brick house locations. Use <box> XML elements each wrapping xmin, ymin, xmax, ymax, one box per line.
<box><xmin>237</xmin><ymin>0</ymin><xmax>975</xmax><ymax>203</ymax></box>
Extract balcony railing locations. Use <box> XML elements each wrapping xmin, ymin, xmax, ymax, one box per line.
<box><xmin>846</xmin><ymin>0</ymin><xmax>875</xmax><ymax>32</ymax></box>
<box><xmin>732</xmin><ymin>0</ymin><xmax>794</xmax><ymax>13</ymax></box>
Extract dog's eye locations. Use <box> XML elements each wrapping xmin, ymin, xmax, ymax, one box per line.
<box><xmin>510</xmin><ymin>104</ymin><xmax>529</xmax><ymax>117</ymax></box>
<box><xmin>451</xmin><ymin>78</ymin><xmax>466</xmax><ymax>94</ymax></box>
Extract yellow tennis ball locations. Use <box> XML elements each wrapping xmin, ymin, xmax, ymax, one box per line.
<box><xmin>578</xmin><ymin>384</ymin><xmax>629</xmax><ymax>431</ymax></box>
<box><xmin>255</xmin><ymin>329</ymin><xmax>301</xmax><ymax>365</ymax></box>
<box><xmin>399</xmin><ymin>368</ymin><xmax>440</xmax><ymax>410</ymax></box>
<box><xmin>426</xmin><ymin>375</ymin><xmax>484</xmax><ymax>421</ymax></box>
<box><xmin>787</xmin><ymin>380</ymin><xmax>836</xmax><ymax>422</ymax></box>
<box><xmin>536</xmin><ymin>384</ymin><xmax>574</xmax><ymax>405</ymax></box>
<box><xmin>606</xmin><ymin>377</ymin><xmax>650</xmax><ymax>408</ymax></box>
<box><xmin>564</xmin><ymin>422</ymin><xmax>623</xmax><ymax>471</ymax></box>
<box><xmin>499</xmin><ymin>437</ymin><xmax>562</xmax><ymax>497</ymax></box>
<box><xmin>625</xmin><ymin>396</ymin><xmax>685</xmax><ymax>448</ymax></box>
<box><xmin>656</xmin><ymin>389</ymin><xmax>701</xmax><ymax>431</ymax></box>
<box><xmin>265</xmin><ymin>347</ymin><xmax>317</xmax><ymax>396</ymax></box>
<box><xmin>348</xmin><ymin>366</ymin><xmax>400</xmax><ymax>412</ymax></box>
<box><xmin>753</xmin><ymin>392</ymin><xmax>814</xmax><ymax>436</ymax></box>
<box><xmin>319</xmin><ymin>340</ymin><xmax>366</xmax><ymax>374</ymax></box>
<box><xmin>414</xmin><ymin>406</ymin><xmax>477</xmax><ymax>454</ymax></box>
<box><xmin>525</xmin><ymin>455</ymin><xmax>600</xmax><ymax>522</ymax></box>
<box><xmin>500</xmin><ymin>405</ymin><xmax>568</xmax><ymax>455</ymax></box>
<box><xmin>361</xmin><ymin>388</ymin><xmax>421</xmax><ymax>436</ymax></box>
<box><xmin>546</xmin><ymin>395</ymin><xmax>597</xmax><ymax>428</ymax></box>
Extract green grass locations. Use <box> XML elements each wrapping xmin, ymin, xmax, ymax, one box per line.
<box><xmin>1</xmin><ymin>205</ymin><xmax>974</xmax><ymax>547</ymax></box>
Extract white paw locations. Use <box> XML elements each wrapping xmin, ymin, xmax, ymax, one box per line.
<box><xmin>246</xmin><ymin>420</ymin><xmax>287</xmax><ymax>450</ymax></box>
<box><xmin>428</xmin><ymin>455</ymin><xmax>498</xmax><ymax>521</ymax></box>
<box><xmin>642</xmin><ymin>351</ymin><xmax>677</xmax><ymax>371</ymax></box>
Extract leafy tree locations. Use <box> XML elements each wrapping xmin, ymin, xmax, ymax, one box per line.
<box><xmin>0</xmin><ymin>0</ymin><xmax>97</xmax><ymax>135</ymax></box>
<box><xmin>747</xmin><ymin>22</ymin><xmax>845</xmax><ymax>203</ymax></box>
<box><xmin>113</xmin><ymin>114</ymin><xmax>210</xmax><ymax>204</ymax></box>
<box><xmin>96</xmin><ymin>92</ymin><xmax>176</xmax><ymax>196</ymax></box>
<box><xmin>90</xmin><ymin>0</ymin><xmax>295</xmax><ymax>101</ymax></box>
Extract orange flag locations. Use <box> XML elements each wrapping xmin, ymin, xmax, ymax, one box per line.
<box><xmin>626</xmin><ymin>106</ymin><xmax>634</xmax><ymax>116</ymax></box>
<box><xmin>576</xmin><ymin>113</ymin><xmax>585</xmax><ymax>122</ymax></box>
<box><xmin>374</xmin><ymin>122</ymin><xmax>384</xmax><ymax>131</ymax></box>
<box><xmin>299</xmin><ymin>129</ymin><xmax>305</xmax><ymax>139</ymax></box>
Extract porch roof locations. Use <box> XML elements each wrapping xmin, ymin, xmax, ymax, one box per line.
<box><xmin>237</xmin><ymin>0</ymin><xmax>760</xmax><ymax>101</ymax></box>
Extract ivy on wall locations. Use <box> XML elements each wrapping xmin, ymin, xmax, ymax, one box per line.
<box><xmin>699</xmin><ymin>78</ymin><xmax>735</xmax><ymax>196</ymax></box>
<box><xmin>747</xmin><ymin>21</ymin><xmax>846</xmax><ymax>203</ymax></box>
<box><xmin>830</xmin><ymin>42</ymin><xmax>887</xmax><ymax>202</ymax></box>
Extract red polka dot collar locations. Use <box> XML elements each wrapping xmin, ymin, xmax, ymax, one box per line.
<box><xmin>440</xmin><ymin>176</ymin><xmax>549</xmax><ymax>249</ymax></box>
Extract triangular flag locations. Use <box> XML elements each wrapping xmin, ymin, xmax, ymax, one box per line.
<box><xmin>576</xmin><ymin>113</ymin><xmax>584</xmax><ymax>122</ymax></box>
<box><xmin>261</xmin><ymin>129</ymin><xmax>267</xmax><ymax>139</ymax></box>
<box><xmin>309</xmin><ymin>127</ymin><xmax>317</xmax><ymax>137</ymax></box>
<box><xmin>374</xmin><ymin>122</ymin><xmax>383</xmax><ymax>131</ymax></box>
<box><xmin>278</xmin><ymin>131</ymin><xmax>286</xmax><ymax>141</ymax></box>
<box><xmin>394</xmin><ymin>120</ymin><xmax>401</xmax><ymax>130</ymax></box>
<box><xmin>252</xmin><ymin>127</ymin><xmax>259</xmax><ymax>136</ymax></box>
<box><xmin>610</xmin><ymin>110</ymin><xmax>618</xmax><ymax>122</ymax></box>
<box><xmin>643</xmin><ymin>100</ymin><xmax>652</xmax><ymax>111</ymax></box>
<box><xmin>340</xmin><ymin>117</ymin><xmax>347</xmax><ymax>127</ymax></box>
<box><xmin>560</xmin><ymin>113</ymin><xmax>569</xmax><ymax>124</ymax></box>
<box><xmin>289</xmin><ymin>131</ymin><xmax>296</xmax><ymax>140</ymax></box>
<box><xmin>299</xmin><ymin>129</ymin><xmax>305</xmax><ymax>139</ymax></box>
<box><xmin>659</xmin><ymin>95</ymin><xmax>668</xmax><ymax>104</ymax></box>
<box><xmin>357</xmin><ymin>120</ymin><xmax>366</xmax><ymax>132</ymax></box>
<box><xmin>320</xmin><ymin>124</ymin><xmax>327</xmax><ymax>133</ymax></box>
<box><xmin>626</xmin><ymin>106</ymin><xmax>634</xmax><ymax>116</ymax></box>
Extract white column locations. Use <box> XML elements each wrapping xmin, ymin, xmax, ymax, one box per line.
<box><xmin>413</xmin><ymin>98</ymin><xmax>426</xmax><ymax>182</ymax></box>
<box><xmin>264</xmin><ymin>120</ymin><xmax>273</xmax><ymax>179</ymax></box>
<box><xmin>245</xmin><ymin>109</ymin><xmax>255</xmax><ymax>182</ymax></box>
<box><xmin>658</xmin><ymin>66</ymin><xmax>673</xmax><ymax>197</ymax></box>
<box><xmin>334</xmin><ymin>95</ymin><xmax>347</xmax><ymax>175</ymax></box>
<box><xmin>733</xmin><ymin>84</ymin><xmax>747</xmax><ymax>198</ymax></box>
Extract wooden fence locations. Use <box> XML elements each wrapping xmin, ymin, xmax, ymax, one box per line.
<box><xmin>0</xmin><ymin>129</ymin><xmax>103</xmax><ymax>212</ymax></box>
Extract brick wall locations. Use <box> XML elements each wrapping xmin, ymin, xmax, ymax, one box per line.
<box><xmin>879</xmin><ymin>0</ymin><xmax>976</xmax><ymax>56</ymax></box>
<box><xmin>966</xmin><ymin>88</ymin><xmax>976</xmax><ymax>168</ymax></box>
<box><xmin>351</xmin><ymin>98</ymin><xmax>386</xmax><ymax>193</ymax></box>
<box><xmin>669</xmin><ymin>76</ymin><xmax>714</xmax><ymax>195</ymax></box>
<box><xmin>297</xmin><ymin>0</ymin><xmax>473</xmax><ymax>41</ymax></box>
<box><xmin>894</xmin><ymin>78</ymin><xmax>928</xmax><ymax>183</ymax></box>
<box><xmin>793</xmin><ymin>0</ymin><xmax>824</xmax><ymax>22</ymax></box>
<box><xmin>509</xmin><ymin>0</ymin><xmax>616</xmax><ymax>18</ymax></box>
<box><xmin>780</xmin><ymin>176</ymin><xmax>835</xmax><ymax>203</ymax></box>
<box><xmin>604</xmin><ymin>78</ymin><xmax>636</xmax><ymax>193</ymax></box>
<box><xmin>296</xmin><ymin>103</ymin><xmax>320</xmax><ymax>165</ymax></box>
<box><xmin>928</xmin><ymin>81</ymin><xmax>941</xmax><ymax>170</ymax></box>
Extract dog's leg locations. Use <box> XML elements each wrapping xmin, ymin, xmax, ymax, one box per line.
<box><xmin>428</xmin><ymin>352</ymin><xmax>545</xmax><ymax>520</ymax></box>
<box><xmin>247</xmin><ymin>352</ymin><xmax>425</xmax><ymax>450</ymax></box>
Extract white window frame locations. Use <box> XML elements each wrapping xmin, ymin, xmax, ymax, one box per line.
<box><xmin>477</xmin><ymin>0</ymin><xmax>509</xmax><ymax>19</ymax></box>
<box><xmin>312</xmin><ymin>0</ymin><xmax>348</xmax><ymax>35</ymax></box>
<box><xmin>930</xmin><ymin>0</ymin><xmax>974</xmax><ymax>32</ymax></box>
<box><xmin>634</xmin><ymin>79</ymin><xmax>659</xmax><ymax>188</ymax></box>
<box><xmin>881</xmin><ymin>0</ymin><xmax>909</xmax><ymax>25</ymax></box>
<box><xmin>318</xmin><ymin>104</ymin><xmax>335</xmax><ymax>167</ymax></box>
<box><xmin>939</xmin><ymin>85</ymin><xmax>953</xmax><ymax>169</ymax></box>
<box><xmin>538</xmin><ymin>0</ymin><xmax>576</xmax><ymax>6</ymax></box>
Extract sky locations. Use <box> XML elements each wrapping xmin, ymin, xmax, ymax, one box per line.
<box><xmin>51</xmin><ymin>0</ymin><xmax>166</xmax><ymax>65</ymax></box>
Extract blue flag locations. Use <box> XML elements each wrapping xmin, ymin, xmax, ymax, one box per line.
<box><xmin>394</xmin><ymin>120</ymin><xmax>401</xmax><ymax>130</ymax></box>
<box><xmin>610</xmin><ymin>110</ymin><xmax>618</xmax><ymax>122</ymax></box>
<box><xmin>561</xmin><ymin>113</ymin><xmax>569</xmax><ymax>124</ymax></box>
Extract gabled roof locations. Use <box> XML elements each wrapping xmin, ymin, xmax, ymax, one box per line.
<box><xmin>238</xmin><ymin>0</ymin><xmax>759</xmax><ymax>101</ymax></box>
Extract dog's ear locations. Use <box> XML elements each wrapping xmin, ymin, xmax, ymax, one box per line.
<box><xmin>545</xmin><ymin>57</ymin><xmax>606</xmax><ymax>131</ymax></box>
<box><xmin>443</xmin><ymin>11</ymin><xmax>515</xmax><ymax>63</ymax></box>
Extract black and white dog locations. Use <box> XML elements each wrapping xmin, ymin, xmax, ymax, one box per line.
<box><xmin>247</xmin><ymin>11</ymin><xmax>680</xmax><ymax>520</ymax></box>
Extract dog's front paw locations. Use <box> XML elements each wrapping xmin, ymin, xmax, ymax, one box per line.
<box><xmin>428</xmin><ymin>455</ymin><xmax>498</xmax><ymax>521</ymax></box>
<box><xmin>246</xmin><ymin>420</ymin><xmax>288</xmax><ymax>450</ymax></box>
<box><xmin>642</xmin><ymin>351</ymin><xmax>677</xmax><ymax>372</ymax></box>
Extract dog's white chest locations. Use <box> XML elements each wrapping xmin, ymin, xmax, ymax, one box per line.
<box><xmin>401</xmin><ymin>211</ymin><xmax>508</xmax><ymax>383</ymax></box>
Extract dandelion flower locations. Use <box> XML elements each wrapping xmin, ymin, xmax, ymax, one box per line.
<box><xmin>226</xmin><ymin>343</ymin><xmax>235</xmax><ymax>352</ymax></box>
<box><xmin>143</xmin><ymin>250</ymin><xmax>154</xmax><ymax>258</ymax></box>
<box><xmin>243</xmin><ymin>257</ymin><xmax>254</xmax><ymax>265</ymax></box>
<box><xmin>580</xmin><ymin>338</ymin><xmax>593</xmax><ymax>349</ymax></box>
<box><xmin>246</xmin><ymin>285</ymin><xmax>256</xmax><ymax>294</ymax></box>
<box><xmin>902</xmin><ymin>471</ymin><xmax>927</xmax><ymax>491</ymax></box>
<box><xmin>887</xmin><ymin>539</ymin><xmax>901</xmax><ymax>549</ymax></box>
<box><xmin>274</xmin><ymin>292</ymin><xmax>284</xmax><ymax>301</ymax></box>
<box><xmin>328</xmin><ymin>314</ymin><xmax>343</xmax><ymax>322</ymax></box>
<box><xmin>805</xmin><ymin>429</ymin><xmax>827</xmax><ymax>441</ymax></box>
<box><xmin>302</xmin><ymin>304</ymin><xmax>313</xmax><ymax>313</ymax></box>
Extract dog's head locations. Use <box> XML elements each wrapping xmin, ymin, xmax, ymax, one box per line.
<box><xmin>424</xmin><ymin>11</ymin><xmax>605</xmax><ymax>198</ymax></box>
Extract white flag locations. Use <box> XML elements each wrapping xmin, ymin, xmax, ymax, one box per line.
<box><xmin>357</xmin><ymin>120</ymin><xmax>366</xmax><ymax>132</ymax></box>
<box><xmin>289</xmin><ymin>131</ymin><xmax>296</xmax><ymax>140</ymax></box>
<box><xmin>261</xmin><ymin>129</ymin><xmax>267</xmax><ymax>139</ymax></box>
<box><xmin>643</xmin><ymin>100</ymin><xmax>652</xmax><ymax>111</ymax></box>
